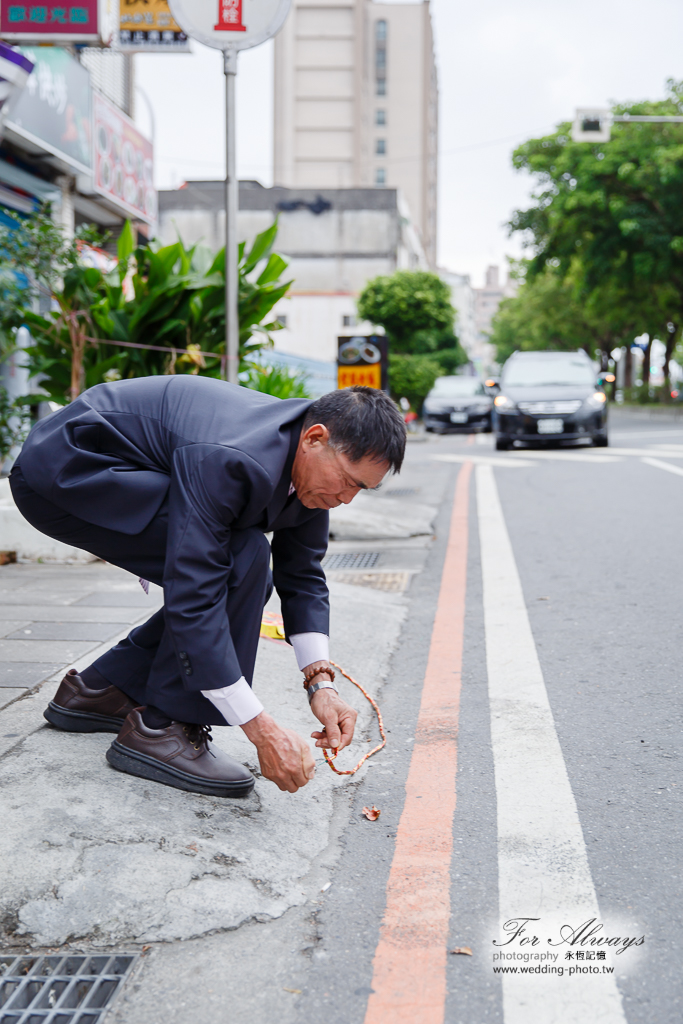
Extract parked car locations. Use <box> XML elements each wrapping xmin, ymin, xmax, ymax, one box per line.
<box><xmin>422</xmin><ymin>376</ymin><xmax>493</xmax><ymax>433</ymax></box>
<box><xmin>493</xmin><ymin>351</ymin><xmax>608</xmax><ymax>450</ymax></box>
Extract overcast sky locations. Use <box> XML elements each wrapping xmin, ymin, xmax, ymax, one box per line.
<box><xmin>136</xmin><ymin>0</ymin><xmax>683</xmax><ymax>288</ymax></box>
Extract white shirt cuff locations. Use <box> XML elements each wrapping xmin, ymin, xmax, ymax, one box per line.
<box><xmin>201</xmin><ymin>677</ymin><xmax>264</xmax><ymax>726</ymax></box>
<box><xmin>290</xmin><ymin>632</ymin><xmax>330</xmax><ymax>670</ymax></box>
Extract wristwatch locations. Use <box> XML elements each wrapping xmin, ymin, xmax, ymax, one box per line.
<box><xmin>303</xmin><ymin>662</ymin><xmax>338</xmax><ymax>704</ymax></box>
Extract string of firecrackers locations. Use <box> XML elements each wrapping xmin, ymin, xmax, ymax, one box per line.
<box><xmin>323</xmin><ymin>662</ymin><xmax>387</xmax><ymax>776</ymax></box>
<box><xmin>258</xmin><ymin>614</ymin><xmax>387</xmax><ymax>776</ymax></box>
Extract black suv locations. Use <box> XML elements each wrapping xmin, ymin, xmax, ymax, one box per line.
<box><xmin>493</xmin><ymin>351</ymin><xmax>608</xmax><ymax>450</ymax></box>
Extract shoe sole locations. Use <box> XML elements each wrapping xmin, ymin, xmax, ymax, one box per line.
<box><xmin>106</xmin><ymin>740</ymin><xmax>255</xmax><ymax>798</ymax></box>
<box><xmin>44</xmin><ymin>702</ymin><xmax>125</xmax><ymax>734</ymax></box>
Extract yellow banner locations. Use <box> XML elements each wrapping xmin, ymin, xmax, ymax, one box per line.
<box><xmin>119</xmin><ymin>0</ymin><xmax>189</xmax><ymax>50</ymax></box>
<box><xmin>338</xmin><ymin>364</ymin><xmax>382</xmax><ymax>390</ymax></box>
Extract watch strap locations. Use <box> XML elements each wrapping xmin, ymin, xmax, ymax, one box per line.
<box><xmin>306</xmin><ymin>679</ymin><xmax>339</xmax><ymax>704</ymax></box>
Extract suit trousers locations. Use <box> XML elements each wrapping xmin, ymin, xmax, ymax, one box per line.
<box><xmin>10</xmin><ymin>465</ymin><xmax>273</xmax><ymax>726</ymax></box>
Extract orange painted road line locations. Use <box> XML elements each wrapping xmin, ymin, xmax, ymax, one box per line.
<box><xmin>364</xmin><ymin>461</ymin><xmax>472</xmax><ymax>1024</ymax></box>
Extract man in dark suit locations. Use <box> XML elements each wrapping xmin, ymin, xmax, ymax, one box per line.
<box><xmin>10</xmin><ymin>378</ymin><xmax>405</xmax><ymax>799</ymax></box>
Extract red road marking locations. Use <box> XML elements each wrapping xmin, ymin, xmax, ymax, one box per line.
<box><xmin>364</xmin><ymin>462</ymin><xmax>472</xmax><ymax>1024</ymax></box>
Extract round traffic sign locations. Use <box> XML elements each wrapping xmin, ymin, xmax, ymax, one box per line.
<box><xmin>168</xmin><ymin>0</ymin><xmax>291</xmax><ymax>51</ymax></box>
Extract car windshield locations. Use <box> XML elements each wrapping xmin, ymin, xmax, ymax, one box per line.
<box><xmin>502</xmin><ymin>357</ymin><xmax>595</xmax><ymax>388</ymax></box>
<box><xmin>429</xmin><ymin>377</ymin><xmax>485</xmax><ymax>398</ymax></box>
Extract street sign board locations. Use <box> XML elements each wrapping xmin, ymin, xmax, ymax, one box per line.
<box><xmin>0</xmin><ymin>0</ymin><xmax>112</xmax><ymax>44</ymax></box>
<box><xmin>6</xmin><ymin>45</ymin><xmax>92</xmax><ymax>172</ymax></box>
<box><xmin>118</xmin><ymin>0</ymin><xmax>190</xmax><ymax>52</ymax></box>
<box><xmin>92</xmin><ymin>92</ymin><xmax>155</xmax><ymax>224</ymax></box>
<box><xmin>337</xmin><ymin>336</ymin><xmax>388</xmax><ymax>391</ymax></box>
<box><xmin>167</xmin><ymin>0</ymin><xmax>290</xmax><ymax>52</ymax></box>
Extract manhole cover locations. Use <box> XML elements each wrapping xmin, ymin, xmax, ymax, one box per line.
<box><xmin>0</xmin><ymin>953</ymin><xmax>138</xmax><ymax>1023</ymax></box>
<box><xmin>322</xmin><ymin>552</ymin><xmax>380</xmax><ymax>571</ymax></box>
<box><xmin>383</xmin><ymin>488</ymin><xmax>419</xmax><ymax>498</ymax></box>
<box><xmin>326</xmin><ymin>571</ymin><xmax>411</xmax><ymax>593</ymax></box>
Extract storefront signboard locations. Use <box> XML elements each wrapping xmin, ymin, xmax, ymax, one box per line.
<box><xmin>118</xmin><ymin>0</ymin><xmax>190</xmax><ymax>52</ymax></box>
<box><xmin>92</xmin><ymin>91</ymin><xmax>155</xmax><ymax>224</ymax></box>
<box><xmin>0</xmin><ymin>0</ymin><xmax>112</xmax><ymax>44</ymax></box>
<box><xmin>6</xmin><ymin>45</ymin><xmax>91</xmax><ymax>172</ymax></box>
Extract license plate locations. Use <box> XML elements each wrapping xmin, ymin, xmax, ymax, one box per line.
<box><xmin>537</xmin><ymin>418</ymin><xmax>563</xmax><ymax>434</ymax></box>
<box><xmin>450</xmin><ymin>412</ymin><xmax>468</xmax><ymax>423</ymax></box>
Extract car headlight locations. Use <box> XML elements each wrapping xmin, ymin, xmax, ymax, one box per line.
<box><xmin>494</xmin><ymin>394</ymin><xmax>516</xmax><ymax>411</ymax></box>
<box><xmin>585</xmin><ymin>392</ymin><xmax>607</xmax><ymax>409</ymax></box>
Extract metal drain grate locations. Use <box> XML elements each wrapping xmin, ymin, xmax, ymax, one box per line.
<box><xmin>322</xmin><ymin>551</ymin><xmax>380</xmax><ymax>571</ymax></box>
<box><xmin>0</xmin><ymin>953</ymin><xmax>138</xmax><ymax>1023</ymax></box>
<box><xmin>383</xmin><ymin>488</ymin><xmax>419</xmax><ymax>498</ymax></box>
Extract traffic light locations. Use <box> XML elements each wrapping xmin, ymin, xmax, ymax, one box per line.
<box><xmin>572</xmin><ymin>109</ymin><xmax>611</xmax><ymax>143</ymax></box>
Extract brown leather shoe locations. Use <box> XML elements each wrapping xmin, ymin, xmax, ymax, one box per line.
<box><xmin>106</xmin><ymin>710</ymin><xmax>255</xmax><ymax>798</ymax></box>
<box><xmin>44</xmin><ymin>669</ymin><xmax>138</xmax><ymax>734</ymax></box>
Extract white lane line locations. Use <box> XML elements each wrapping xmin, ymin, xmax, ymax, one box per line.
<box><xmin>506</xmin><ymin>450</ymin><xmax>621</xmax><ymax>463</ymax></box>
<box><xmin>477</xmin><ymin>464</ymin><xmax>626</xmax><ymax>1024</ymax></box>
<box><xmin>641</xmin><ymin>456</ymin><xmax>683</xmax><ymax>478</ymax></box>
<box><xmin>431</xmin><ymin>454</ymin><xmax>536</xmax><ymax>468</ymax></box>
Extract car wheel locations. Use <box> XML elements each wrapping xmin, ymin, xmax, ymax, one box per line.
<box><xmin>495</xmin><ymin>438</ymin><xmax>511</xmax><ymax>451</ymax></box>
<box><xmin>594</xmin><ymin>435</ymin><xmax>609</xmax><ymax>447</ymax></box>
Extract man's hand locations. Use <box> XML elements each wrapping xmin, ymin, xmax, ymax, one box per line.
<box><xmin>310</xmin><ymin>688</ymin><xmax>357</xmax><ymax>751</ymax></box>
<box><xmin>241</xmin><ymin>711</ymin><xmax>315</xmax><ymax>793</ymax></box>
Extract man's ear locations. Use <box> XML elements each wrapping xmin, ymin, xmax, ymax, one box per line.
<box><xmin>302</xmin><ymin>423</ymin><xmax>329</xmax><ymax>449</ymax></box>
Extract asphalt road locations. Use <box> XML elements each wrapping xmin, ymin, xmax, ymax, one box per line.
<box><xmin>2</xmin><ymin>406</ymin><xmax>682</xmax><ymax>1024</ymax></box>
<box><xmin>295</xmin><ymin>408</ymin><xmax>683</xmax><ymax>1024</ymax></box>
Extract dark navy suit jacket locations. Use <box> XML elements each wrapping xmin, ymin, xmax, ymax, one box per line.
<box><xmin>18</xmin><ymin>376</ymin><xmax>329</xmax><ymax>690</ymax></box>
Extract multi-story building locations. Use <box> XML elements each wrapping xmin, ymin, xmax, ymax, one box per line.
<box><xmin>439</xmin><ymin>269</ymin><xmax>477</xmax><ymax>368</ymax></box>
<box><xmin>472</xmin><ymin>265</ymin><xmax>517</xmax><ymax>372</ymax></box>
<box><xmin>158</xmin><ymin>179</ymin><xmax>427</xmax><ymax>382</ymax></box>
<box><xmin>273</xmin><ymin>0</ymin><xmax>438</xmax><ymax>267</ymax></box>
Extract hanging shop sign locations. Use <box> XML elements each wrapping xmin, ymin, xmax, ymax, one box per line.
<box><xmin>337</xmin><ymin>335</ymin><xmax>388</xmax><ymax>391</ymax></box>
<box><xmin>0</xmin><ymin>0</ymin><xmax>113</xmax><ymax>45</ymax></box>
<box><xmin>6</xmin><ymin>45</ymin><xmax>91</xmax><ymax>172</ymax></box>
<box><xmin>167</xmin><ymin>0</ymin><xmax>290</xmax><ymax>52</ymax></box>
<box><xmin>0</xmin><ymin>41</ymin><xmax>33</xmax><ymax>138</ymax></box>
<box><xmin>118</xmin><ymin>0</ymin><xmax>190</xmax><ymax>52</ymax></box>
<box><xmin>91</xmin><ymin>92</ymin><xmax>155</xmax><ymax>224</ymax></box>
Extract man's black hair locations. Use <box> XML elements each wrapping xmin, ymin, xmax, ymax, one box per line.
<box><xmin>303</xmin><ymin>386</ymin><xmax>406</xmax><ymax>473</ymax></box>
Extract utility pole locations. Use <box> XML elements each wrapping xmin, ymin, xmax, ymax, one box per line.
<box><xmin>223</xmin><ymin>47</ymin><xmax>239</xmax><ymax>384</ymax></box>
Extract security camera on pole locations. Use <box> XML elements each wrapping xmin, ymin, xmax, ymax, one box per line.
<box><xmin>168</xmin><ymin>0</ymin><xmax>291</xmax><ymax>384</ymax></box>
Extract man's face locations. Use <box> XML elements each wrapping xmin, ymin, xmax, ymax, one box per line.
<box><xmin>291</xmin><ymin>423</ymin><xmax>390</xmax><ymax>510</ymax></box>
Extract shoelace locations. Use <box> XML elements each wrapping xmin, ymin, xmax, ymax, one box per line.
<box><xmin>183</xmin><ymin>723</ymin><xmax>214</xmax><ymax>753</ymax></box>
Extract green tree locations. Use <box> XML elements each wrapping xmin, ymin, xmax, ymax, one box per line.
<box><xmin>357</xmin><ymin>270</ymin><xmax>461</xmax><ymax>353</ymax></box>
<box><xmin>509</xmin><ymin>79</ymin><xmax>683</xmax><ymax>392</ymax></box>
<box><xmin>387</xmin><ymin>352</ymin><xmax>441</xmax><ymax>409</ymax></box>
<box><xmin>490</xmin><ymin>261</ymin><xmax>673</xmax><ymax>370</ymax></box>
<box><xmin>358</xmin><ymin>270</ymin><xmax>466</xmax><ymax>404</ymax></box>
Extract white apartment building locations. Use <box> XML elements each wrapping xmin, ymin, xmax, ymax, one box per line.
<box><xmin>273</xmin><ymin>0</ymin><xmax>438</xmax><ymax>267</ymax></box>
<box><xmin>439</xmin><ymin>269</ymin><xmax>477</xmax><ymax>366</ymax></box>
<box><xmin>472</xmin><ymin>265</ymin><xmax>518</xmax><ymax>372</ymax></box>
<box><xmin>157</xmin><ymin>179</ymin><xmax>427</xmax><ymax>367</ymax></box>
